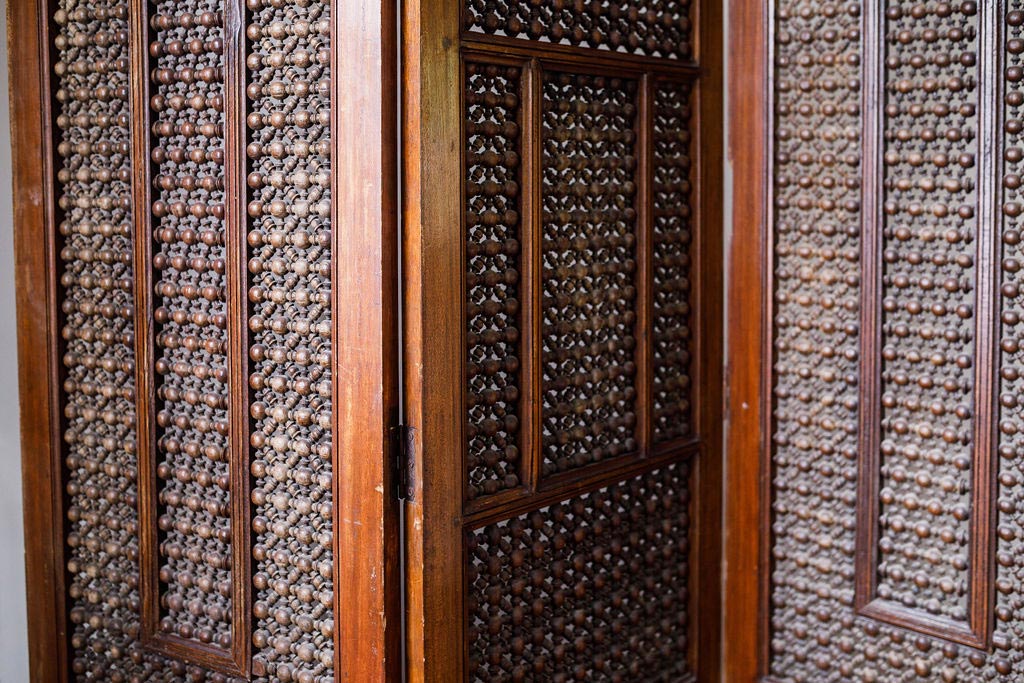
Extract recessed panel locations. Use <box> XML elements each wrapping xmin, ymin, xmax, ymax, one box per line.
<box><xmin>652</xmin><ymin>80</ymin><xmax>695</xmax><ymax>445</ymax></box>
<box><xmin>464</xmin><ymin>60</ymin><xmax>525</xmax><ymax>501</ymax></box>
<box><xmin>540</xmin><ymin>70</ymin><xmax>640</xmax><ymax>477</ymax></box>
<box><xmin>147</xmin><ymin>0</ymin><xmax>234</xmax><ymax>647</ymax></box>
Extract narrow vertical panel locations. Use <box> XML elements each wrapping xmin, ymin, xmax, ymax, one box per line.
<box><xmin>402</xmin><ymin>0</ymin><xmax>467</xmax><ymax>679</ymax></box>
<box><xmin>539</xmin><ymin>69</ymin><xmax>641</xmax><ymax>479</ymax></box>
<box><xmin>332</xmin><ymin>0</ymin><xmax>401</xmax><ymax>680</ymax></box>
<box><xmin>133</xmin><ymin>0</ymin><xmax>250</xmax><ymax>666</ymax></box>
<box><xmin>855</xmin><ymin>0</ymin><xmax>996</xmax><ymax>647</ymax></box>
<box><xmin>53</xmin><ymin>0</ymin><xmax>146</xmax><ymax>675</ymax></box>
<box><xmin>243</xmin><ymin>0</ymin><xmax>337</xmax><ymax>678</ymax></box>
<box><xmin>651</xmin><ymin>79</ymin><xmax>696</xmax><ymax>446</ymax></box>
<box><xmin>767</xmin><ymin>0</ymin><xmax>866</xmax><ymax>676</ymax></box>
<box><xmin>463</xmin><ymin>57</ymin><xmax>526</xmax><ymax>502</ymax></box>
<box><xmin>10</xmin><ymin>0</ymin><xmax>66</xmax><ymax>674</ymax></box>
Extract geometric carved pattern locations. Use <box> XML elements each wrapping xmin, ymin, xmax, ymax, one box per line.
<box><xmin>147</xmin><ymin>0</ymin><xmax>234</xmax><ymax>647</ymax></box>
<box><xmin>244</xmin><ymin>0</ymin><xmax>335</xmax><ymax>677</ymax></box>
<box><xmin>53</xmin><ymin>0</ymin><xmax>145</xmax><ymax>676</ymax></box>
<box><xmin>540</xmin><ymin>71</ymin><xmax>640</xmax><ymax>477</ymax></box>
<box><xmin>466</xmin><ymin>464</ymin><xmax>693</xmax><ymax>682</ymax></box>
<box><xmin>652</xmin><ymin>80</ymin><xmax>695</xmax><ymax>445</ymax></box>
<box><xmin>866</xmin><ymin>0</ymin><xmax>982</xmax><ymax>625</ymax></box>
<box><xmin>465</xmin><ymin>61</ymin><xmax>524</xmax><ymax>501</ymax></box>
<box><xmin>769</xmin><ymin>0</ymin><xmax>1024</xmax><ymax>679</ymax></box>
<box><xmin>463</xmin><ymin>0</ymin><xmax>694</xmax><ymax>60</ymax></box>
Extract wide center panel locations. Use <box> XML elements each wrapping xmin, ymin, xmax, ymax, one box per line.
<box><xmin>401</xmin><ymin>0</ymin><xmax>719</xmax><ymax>679</ymax></box>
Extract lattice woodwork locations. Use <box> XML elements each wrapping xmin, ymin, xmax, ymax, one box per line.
<box><xmin>540</xmin><ymin>70</ymin><xmax>640</xmax><ymax>478</ymax></box>
<box><xmin>53</xmin><ymin>0</ymin><xmax>233</xmax><ymax>678</ymax></box>
<box><xmin>768</xmin><ymin>0</ymin><xmax>1024</xmax><ymax>679</ymax></box>
<box><xmin>148</xmin><ymin>0</ymin><xmax>234</xmax><ymax>647</ymax></box>
<box><xmin>651</xmin><ymin>80</ymin><xmax>695</xmax><ymax>445</ymax></box>
<box><xmin>53</xmin><ymin>0</ymin><xmax>143</xmax><ymax>676</ymax></box>
<box><xmin>466</xmin><ymin>464</ymin><xmax>693</xmax><ymax>682</ymax></box>
<box><xmin>463</xmin><ymin>0</ymin><xmax>694</xmax><ymax>60</ymax></box>
<box><xmin>868</xmin><ymin>0</ymin><xmax>982</xmax><ymax>624</ymax></box>
<box><xmin>465</xmin><ymin>61</ymin><xmax>524</xmax><ymax>501</ymax></box>
<box><xmin>244</xmin><ymin>0</ymin><xmax>335</xmax><ymax>677</ymax></box>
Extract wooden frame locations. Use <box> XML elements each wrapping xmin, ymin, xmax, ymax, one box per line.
<box><xmin>851</xmin><ymin>0</ymin><xmax>999</xmax><ymax>650</ymax></box>
<box><xmin>403</xmin><ymin>1</ymin><xmax>723</xmax><ymax>681</ymax></box>
<box><xmin>9</xmin><ymin>0</ymin><xmax>401</xmax><ymax>678</ymax></box>
<box><xmin>723</xmin><ymin>0</ymin><xmax>771</xmax><ymax>681</ymax></box>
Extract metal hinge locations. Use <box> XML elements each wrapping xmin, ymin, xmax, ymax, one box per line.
<box><xmin>390</xmin><ymin>424</ymin><xmax>416</xmax><ymax>502</ymax></box>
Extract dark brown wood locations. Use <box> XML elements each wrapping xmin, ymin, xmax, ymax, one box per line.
<box><xmin>852</xmin><ymin>0</ymin><xmax>998</xmax><ymax>650</ymax></box>
<box><xmin>10</xmin><ymin>0</ymin><xmax>68</xmax><ymax>678</ymax></box>
<box><xmin>723</xmin><ymin>0</ymin><xmax>771</xmax><ymax>680</ymax></box>
<box><xmin>690</xmin><ymin>0</ymin><xmax>724</xmax><ymax>676</ymax></box>
<box><xmin>405</xmin><ymin>1</ymin><xmax>724</xmax><ymax>680</ymax></box>
<box><xmin>332</xmin><ymin>0</ymin><xmax>402</xmax><ymax>680</ymax></box>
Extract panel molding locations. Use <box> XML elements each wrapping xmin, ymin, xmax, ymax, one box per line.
<box><xmin>854</xmin><ymin>0</ymin><xmax>999</xmax><ymax>649</ymax></box>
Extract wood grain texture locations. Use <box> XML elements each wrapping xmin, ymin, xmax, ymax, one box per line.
<box><xmin>9</xmin><ymin>0</ymin><xmax>68</xmax><ymax>678</ymax></box>
<box><xmin>332</xmin><ymin>0</ymin><xmax>401</xmax><ymax>680</ymax></box>
<box><xmin>723</xmin><ymin>0</ymin><xmax>770</xmax><ymax>680</ymax></box>
<box><xmin>690</xmin><ymin>0</ymin><xmax>724</xmax><ymax>677</ymax></box>
<box><xmin>401</xmin><ymin>0</ymin><xmax>466</xmax><ymax>679</ymax></box>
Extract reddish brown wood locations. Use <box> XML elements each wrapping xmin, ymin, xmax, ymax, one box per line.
<box><xmin>402</xmin><ymin>0</ymin><xmax>466</xmax><ymax>680</ymax></box>
<box><xmin>723</xmin><ymin>0</ymin><xmax>771</xmax><ymax>681</ymax></box>
<box><xmin>9</xmin><ymin>0</ymin><xmax>68</xmax><ymax>678</ymax></box>
<box><xmin>332</xmin><ymin>0</ymin><xmax>402</xmax><ymax>680</ymax></box>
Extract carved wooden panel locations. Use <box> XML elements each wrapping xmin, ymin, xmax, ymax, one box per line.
<box><xmin>244</xmin><ymin>0</ymin><xmax>335</xmax><ymax>677</ymax></box>
<box><xmin>767</xmin><ymin>0</ymin><xmax>1024</xmax><ymax>679</ymax></box>
<box><xmin>651</xmin><ymin>80</ymin><xmax>694</xmax><ymax>445</ymax></box>
<box><xmin>45</xmin><ymin>0</ymin><xmax>341</xmax><ymax>675</ymax></box>
<box><xmin>466</xmin><ymin>463</ymin><xmax>693</xmax><ymax>682</ymax></box>
<box><xmin>463</xmin><ymin>0</ymin><xmax>694</xmax><ymax>59</ymax></box>
<box><xmin>465</xmin><ymin>59</ymin><xmax>525</xmax><ymax>500</ymax></box>
<box><xmin>144</xmin><ymin>0</ymin><xmax>236</xmax><ymax>651</ymax></box>
<box><xmin>451</xmin><ymin>0</ymin><xmax>713</xmax><ymax>678</ymax></box>
<box><xmin>540</xmin><ymin>70</ymin><xmax>640</xmax><ymax>478</ymax></box>
<box><xmin>52</xmin><ymin>0</ymin><xmax>145</xmax><ymax>677</ymax></box>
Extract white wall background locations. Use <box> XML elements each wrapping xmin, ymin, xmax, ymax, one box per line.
<box><xmin>0</xmin><ymin>0</ymin><xmax>31</xmax><ymax>678</ymax></box>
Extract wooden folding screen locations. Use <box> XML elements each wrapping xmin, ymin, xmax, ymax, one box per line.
<box><xmin>728</xmin><ymin>0</ymin><xmax>1024</xmax><ymax>681</ymax></box>
<box><xmin>10</xmin><ymin>0</ymin><xmax>399</xmax><ymax>679</ymax></box>
<box><xmin>403</xmin><ymin>1</ymin><xmax>723</xmax><ymax>680</ymax></box>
